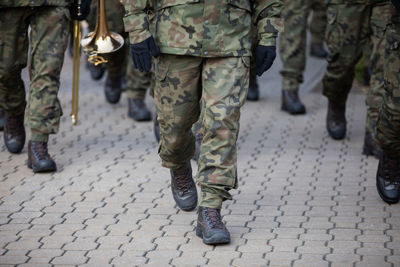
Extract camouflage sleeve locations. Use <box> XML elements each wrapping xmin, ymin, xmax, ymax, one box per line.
<box><xmin>253</xmin><ymin>0</ymin><xmax>283</xmax><ymax>46</ymax></box>
<box><xmin>122</xmin><ymin>0</ymin><xmax>153</xmax><ymax>44</ymax></box>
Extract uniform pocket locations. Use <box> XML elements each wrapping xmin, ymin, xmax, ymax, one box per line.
<box><xmin>325</xmin><ymin>6</ymin><xmax>342</xmax><ymax>62</ymax></box>
<box><xmin>385</xmin><ymin>25</ymin><xmax>400</xmax><ymax>97</ymax></box>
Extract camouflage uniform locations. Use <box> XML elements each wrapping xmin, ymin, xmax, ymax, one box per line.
<box><xmin>0</xmin><ymin>1</ymin><xmax>71</xmax><ymax>142</ymax></box>
<box><xmin>123</xmin><ymin>0</ymin><xmax>282</xmax><ymax>209</ymax></box>
<box><xmin>322</xmin><ymin>0</ymin><xmax>390</xmax><ymax>133</ymax></box>
<box><xmin>279</xmin><ymin>0</ymin><xmax>327</xmax><ymax>91</ymax></box>
<box><xmin>87</xmin><ymin>0</ymin><xmax>151</xmax><ymax>99</ymax></box>
<box><xmin>376</xmin><ymin>8</ymin><xmax>400</xmax><ymax>157</ymax></box>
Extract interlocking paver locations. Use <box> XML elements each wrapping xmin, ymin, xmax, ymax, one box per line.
<box><xmin>0</xmin><ymin>46</ymin><xmax>397</xmax><ymax>266</ymax></box>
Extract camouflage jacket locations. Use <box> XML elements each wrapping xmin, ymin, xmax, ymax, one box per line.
<box><xmin>0</xmin><ymin>0</ymin><xmax>71</xmax><ymax>7</ymax></box>
<box><xmin>123</xmin><ymin>0</ymin><xmax>282</xmax><ymax>57</ymax></box>
<box><xmin>325</xmin><ymin>0</ymin><xmax>388</xmax><ymax>5</ymax></box>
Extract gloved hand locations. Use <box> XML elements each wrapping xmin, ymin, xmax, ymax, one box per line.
<box><xmin>70</xmin><ymin>0</ymin><xmax>91</xmax><ymax>21</ymax></box>
<box><xmin>392</xmin><ymin>0</ymin><xmax>400</xmax><ymax>12</ymax></box>
<box><xmin>255</xmin><ymin>45</ymin><xmax>276</xmax><ymax>76</ymax></box>
<box><xmin>130</xmin><ymin>36</ymin><xmax>160</xmax><ymax>72</ymax></box>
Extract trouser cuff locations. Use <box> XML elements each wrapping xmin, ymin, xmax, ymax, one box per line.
<box><xmin>199</xmin><ymin>191</ymin><xmax>224</xmax><ymax>209</ymax></box>
<box><xmin>126</xmin><ymin>90</ymin><xmax>146</xmax><ymax>100</ymax></box>
<box><xmin>31</xmin><ymin>132</ymin><xmax>49</xmax><ymax>142</ymax></box>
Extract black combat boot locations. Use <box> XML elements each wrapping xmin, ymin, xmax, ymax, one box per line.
<box><xmin>247</xmin><ymin>73</ymin><xmax>259</xmax><ymax>101</ymax></box>
<box><xmin>310</xmin><ymin>42</ymin><xmax>328</xmax><ymax>58</ymax></box>
<box><xmin>154</xmin><ymin>113</ymin><xmax>160</xmax><ymax>143</ymax></box>
<box><xmin>363</xmin><ymin>130</ymin><xmax>382</xmax><ymax>159</ymax></box>
<box><xmin>0</xmin><ymin>108</ymin><xmax>5</xmax><ymax>131</ymax></box>
<box><xmin>281</xmin><ymin>90</ymin><xmax>306</xmax><ymax>115</ymax></box>
<box><xmin>196</xmin><ymin>207</ymin><xmax>230</xmax><ymax>245</ymax></box>
<box><xmin>376</xmin><ymin>154</ymin><xmax>400</xmax><ymax>204</ymax></box>
<box><xmin>326</xmin><ymin>100</ymin><xmax>346</xmax><ymax>140</ymax></box>
<box><xmin>27</xmin><ymin>141</ymin><xmax>57</xmax><ymax>173</ymax></box>
<box><xmin>170</xmin><ymin>164</ymin><xmax>198</xmax><ymax>211</ymax></box>
<box><xmin>104</xmin><ymin>74</ymin><xmax>123</xmax><ymax>104</ymax></box>
<box><xmin>4</xmin><ymin>113</ymin><xmax>25</xmax><ymax>153</ymax></box>
<box><xmin>128</xmin><ymin>98</ymin><xmax>152</xmax><ymax>121</ymax></box>
<box><xmin>87</xmin><ymin>62</ymin><xmax>105</xmax><ymax>81</ymax></box>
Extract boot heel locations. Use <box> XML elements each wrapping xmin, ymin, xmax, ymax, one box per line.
<box><xmin>27</xmin><ymin>159</ymin><xmax>32</xmax><ymax>169</ymax></box>
<box><xmin>195</xmin><ymin>227</ymin><xmax>202</xmax><ymax>237</ymax></box>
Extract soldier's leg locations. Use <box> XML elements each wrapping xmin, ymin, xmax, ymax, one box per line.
<box><xmin>154</xmin><ymin>54</ymin><xmax>201</xmax><ymax>212</ymax></box>
<box><xmin>364</xmin><ymin>2</ymin><xmax>392</xmax><ymax>158</ymax></box>
<box><xmin>155</xmin><ymin>54</ymin><xmax>201</xmax><ymax>169</ymax></box>
<box><xmin>323</xmin><ymin>4</ymin><xmax>369</xmax><ymax>140</ymax></box>
<box><xmin>125</xmin><ymin>52</ymin><xmax>152</xmax><ymax>121</ymax></box>
<box><xmin>195</xmin><ymin>56</ymin><xmax>249</xmax><ymax>245</ymax></box>
<box><xmin>376</xmin><ymin>15</ymin><xmax>400</xmax><ymax>204</ymax></box>
<box><xmin>104</xmin><ymin>43</ymin><xmax>127</xmax><ymax>104</ymax></box>
<box><xmin>0</xmin><ymin>8</ymin><xmax>29</xmax><ymax>153</ymax></box>
<box><xmin>309</xmin><ymin>0</ymin><xmax>328</xmax><ymax>58</ymax></box>
<box><xmin>279</xmin><ymin>0</ymin><xmax>308</xmax><ymax>115</ymax></box>
<box><xmin>25</xmin><ymin>7</ymin><xmax>69</xmax><ymax>172</ymax></box>
<box><xmin>197</xmin><ymin>56</ymin><xmax>249</xmax><ymax>209</ymax></box>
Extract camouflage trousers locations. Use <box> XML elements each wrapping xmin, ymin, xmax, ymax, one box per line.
<box><xmin>0</xmin><ymin>7</ymin><xmax>69</xmax><ymax>141</ymax></box>
<box><xmin>322</xmin><ymin>3</ymin><xmax>390</xmax><ymax>135</ymax></box>
<box><xmin>155</xmin><ymin>54</ymin><xmax>250</xmax><ymax>209</ymax></box>
<box><xmin>280</xmin><ymin>0</ymin><xmax>327</xmax><ymax>91</ymax></box>
<box><xmin>87</xmin><ymin>0</ymin><xmax>151</xmax><ymax>100</ymax></box>
<box><xmin>376</xmin><ymin>15</ymin><xmax>400</xmax><ymax>157</ymax></box>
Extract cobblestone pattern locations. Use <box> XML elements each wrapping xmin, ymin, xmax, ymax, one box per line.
<box><xmin>1</xmin><ymin>61</ymin><xmax>399</xmax><ymax>266</ymax></box>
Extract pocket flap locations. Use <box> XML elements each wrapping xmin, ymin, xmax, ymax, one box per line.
<box><xmin>156</xmin><ymin>0</ymin><xmax>200</xmax><ymax>9</ymax></box>
<box><xmin>227</xmin><ymin>0</ymin><xmax>251</xmax><ymax>12</ymax></box>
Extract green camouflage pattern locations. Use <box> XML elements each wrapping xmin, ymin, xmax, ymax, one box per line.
<box><xmin>154</xmin><ymin>55</ymin><xmax>250</xmax><ymax>209</ymax></box>
<box><xmin>279</xmin><ymin>0</ymin><xmax>327</xmax><ymax>91</ymax></box>
<box><xmin>365</xmin><ymin>2</ymin><xmax>392</xmax><ymax>133</ymax></box>
<box><xmin>326</xmin><ymin>0</ymin><xmax>386</xmax><ymax>4</ymax></box>
<box><xmin>0</xmin><ymin>0</ymin><xmax>71</xmax><ymax>8</ymax></box>
<box><xmin>0</xmin><ymin>7</ymin><xmax>70</xmax><ymax>140</ymax></box>
<box><xmin>122</xmin><ymin>0</ymin><xmax>282</xmax><ymax>57</ymax></box>
<box><xmin>87</xmin><ymin>0</ymin><xmax>152</xmax><ymax>98</ymax></box>
<box><xmin>322</xmin><ymin>2</ymin><xmax>389</xmax><ymax>105</ymax></box>
<box><xmin>376</xmin><ymin>10</ymin><xmax>400</xmax><ymax>157</ymax></box>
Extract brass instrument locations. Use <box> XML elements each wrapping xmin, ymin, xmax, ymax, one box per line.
<box><xmin>80</xmin><ymin>0</ymin><xmax>124</xmax><ymax>66</ymax></box>
<box><xmin>70</xmin><ymin>0</ymin><xmax>124</xmax><ymax>125</ymax></box>
<box><xmin>71</xmin><ymin>3</ymin><xmax>82</xmax><ymax>126</ymax></box>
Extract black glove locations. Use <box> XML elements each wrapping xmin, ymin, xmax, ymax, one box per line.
<box><xmin>255</xmin><ymin>45</ymin><xmax>276</xmax><ymax>76</ymax></box>
<box><xmin>392</xmin><ymin>0</ymin><xmax>400</xmax><ymax>12</ymax></box>
<box><xmin>70</xmin><ymin>0</ymin><xmax>91</xmax><ymax>21</ymax></box>
<box><xmin>130</xmin><ymin>36</ymin><xmax>160</xmax><ymax>72</ymax></box>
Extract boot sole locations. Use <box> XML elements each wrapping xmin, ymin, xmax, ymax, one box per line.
<box><xmin>327</xmin><ymin>126</ymin><xmax>346</xmax><ymax>140</ymax></box>
<box><xmin>196</xmin><ymin>227</ymin><xmax>230</xmax><ymax>245</ymax></box>
<box><xmin>281</xmin><ymin>105</ymin><xmax>306</xmax><ymax>115</ymax></box>
<box><xmin>27</xmin><ymin>160</ymin><xmax>57</xmax><ymax>173</ymax></box>
<box><xmin>128</xmin><ymin>112</ymin><xmax>152</xmax><ymax>122</ymax></box>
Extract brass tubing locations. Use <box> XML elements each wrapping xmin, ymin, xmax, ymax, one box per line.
<box><xmin>71</xmin><ymin>20</ymin><xmax>81</xmax><ymax>126</ymax></box>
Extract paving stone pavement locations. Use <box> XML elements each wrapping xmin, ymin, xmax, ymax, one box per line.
<box><xmin>1</xmin><ymin>50</ymin><xmax>400</xmax><ymax>267</ymax></box>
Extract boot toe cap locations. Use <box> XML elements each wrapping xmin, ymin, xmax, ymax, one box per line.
<box><xmin>32</xmin><ymin>160</ymin><xmax>57</xmax><ymax>173</ymax></box>
<box><xmin>5</xmin><ymin>139</ymin><xmax>25</xmax><ymax>154</ymax></box>
<box><xmin>130</xmin><ymin>109</ymin><xmax>152</xmax><ymax>121</ymax></box>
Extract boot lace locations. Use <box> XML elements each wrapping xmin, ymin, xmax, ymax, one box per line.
<box><xmin>175</xmin><ymin>168</ymin><xmax>192</xmax><ymax>195</ymax></box>
<box><xmin>204</xmin><ymin>208</ymin><xmax>225</xmax><ymax>229</ymax></box>
<box><xmin>32</xmin><ymin>142</ymin><xmax>49</xmax><ymax>160</ymax></box>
